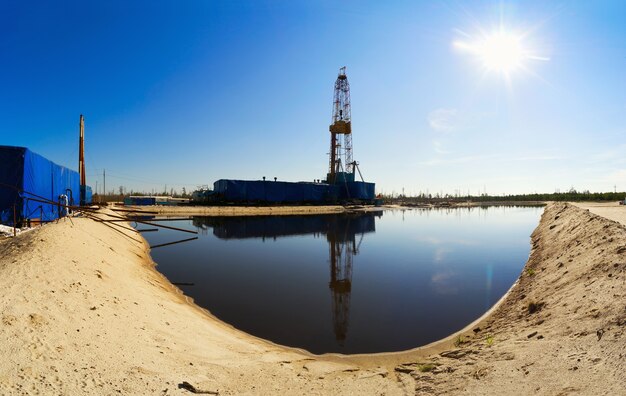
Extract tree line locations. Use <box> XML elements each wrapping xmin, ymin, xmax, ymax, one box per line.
<box><xmin>380</xmin><ymin>190</ymin><xmax>626</xmax><ymax>203</ymax></box>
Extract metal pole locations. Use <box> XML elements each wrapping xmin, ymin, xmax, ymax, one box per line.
<box><xmin>103</xmin><ymin>169</ymin><xmax>106</xmax><ymax>202</ymax></box>
<box><xmin>13</xmin><ymin>204</ymin><xmax>16</xmax><ymax>236</ymax></box>
<box><xmin>15</xmin><ymin>195</ymin><xmax>198</xmax><ymax>235</ymax></box>
<box><xmin>150</xmin><ymin>236</ymin><xmax>198</xmax><ymax>249</ymax></box>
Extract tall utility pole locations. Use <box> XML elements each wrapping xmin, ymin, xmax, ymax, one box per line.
<box><xmin>328</xmin><ymin>67</ymin><xmax>353</xmax><ymax>184</ymax></box>
<box><xmin>103</xmin><ymin>169</ymin><xmax>106</xmax><ymax>199</ymax></box>
<box><xmin>78</xmin><ymin>115</ymin><xmax>86</xmax><ymax>205</ymax></box>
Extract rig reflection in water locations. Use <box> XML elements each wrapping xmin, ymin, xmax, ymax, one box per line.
<box><xmin>191</xmin><ymin>212</ymin><xmax>381</xmax><ymax>344</ymax></box>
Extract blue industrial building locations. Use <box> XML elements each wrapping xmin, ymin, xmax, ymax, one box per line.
<box><xmin>212</xmin><ymin>178</ymin><xmax>375</xmax><ymax>204</ymax></box>
<box><xmin>0</xmin><ymin>146</ymin><xmax>91</xmax><ymax>225</ymax></box>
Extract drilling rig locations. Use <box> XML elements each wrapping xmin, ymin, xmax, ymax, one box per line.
<box><xmin>208</xmin><ymin>67</ymin><xmax>374</xmax><ymax>205</ymax></box>
<box><xmin>327</xmin><ymin>67</ymin><xmax>355</xmax><ymax>185</ymax></box>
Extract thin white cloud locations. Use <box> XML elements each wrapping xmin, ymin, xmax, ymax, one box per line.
<box><xmin>510</xmin><ymin>155</ymin><xmax>564</xmax><ymax>161</ymax></box>
<box><xmin>598</xmin><ymin>169</ymin><xmax>626</xmax><ymax>184</ymax></box>
<box><xmin>428</xmin><ymin>108</ymin><xmax>459</xmax><ymax>132</ymax></box>
<box><xmin>586</xmin><ymin>144</ymin><xmax>626</xmax><ymax>164</ymax></box>
<box><xmin>433</xmin><ymin>140</ymin><xmax>451</xmax><ymax>154</ymax></box>
<box><xmin>418</xmin><ymin>154</ymin><xmax>499</xmax><ymax>167</ymax></box>
<box><xmin>427</xmin><ymin>108</ymin><xmax>492</xmax><ymax>133</ymax></box>
<box><xmin>417</xmin><ymin>153</ymin><xmax>563</xmax><ymax>167</ymax></box>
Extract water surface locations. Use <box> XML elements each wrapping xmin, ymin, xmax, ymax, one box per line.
<box><xmin>138</xmin><ymin>206</ymin><xmax>542</xmax><ymax>354</ymax></box>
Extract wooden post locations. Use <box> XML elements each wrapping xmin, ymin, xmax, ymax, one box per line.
<box><xmin>13</xmin><ymin>204</ymin><xmax>16</xmax><ymax>237</ymax></box>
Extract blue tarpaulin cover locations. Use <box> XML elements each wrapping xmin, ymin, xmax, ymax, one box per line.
<box><xmin>0</xmin><ymin>146</ymin><xmax>81</xmax><ymax>225</ymax></box>
<box><xmin>123</xmin><ymin>196</ymin><xmax>156</xmax><ymax>206</ymax></box>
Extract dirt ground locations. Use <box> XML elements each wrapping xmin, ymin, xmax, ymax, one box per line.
<box><xmin>573</xmin><ymin>201</ymin><xmax>626</xmax><ymax>224</ymax></box>
<box><xmin>0</xmin><ymin>203</ymin><xmax>624</xmax><ymax>395</ymax></box>
<box><xmin>117</xmin><ymin>204</ymin><xmax>352</xmax><ymax>216</ymax></box>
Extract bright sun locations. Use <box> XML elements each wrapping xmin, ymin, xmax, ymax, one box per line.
<box><xmin>454</xmin><ymin>29</ymin><xmax>535</xmax><ymax>76</ymax></box>
<box><xmin>476</xmin><ymin>32</ymin><xmax>524</xmax><ymax>72</ymax></box>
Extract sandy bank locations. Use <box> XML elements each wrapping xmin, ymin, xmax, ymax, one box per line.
<box><xmin>0</xmin><ymin>210</ymin><xmax>403</xmax><ymax>395</ymax></box>
<box><xmin>381</xmin><ymin>202</ymin><xmax>626</xmax><ymax>395</ymax></box>
<box><xmin>0</xmin><ymin>203</ymin><xmax>624</xmax><ymax>394</ymax></box>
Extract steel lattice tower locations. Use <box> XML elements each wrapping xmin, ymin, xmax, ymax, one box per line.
<box><xmin>328</xmin><ymin>67</ymin><xmax>353</xmax><ymax>183</ymax></box>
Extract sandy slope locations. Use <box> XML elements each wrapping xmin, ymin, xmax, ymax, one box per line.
<box><xmin>385</xmin><ymin>203</ymin><xmax>626</xmax><ymax>395</ymax></box>
<box><xmin>0</xmin><ymin>203</ymin><xmax>624</xmax><ymax>395</ymax></box>
<box><xmin>0</xmin><ymin>210</ymin><xmax>404</xmax><ymax>395</ymax></box>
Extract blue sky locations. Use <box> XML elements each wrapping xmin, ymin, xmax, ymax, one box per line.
<box><xmin>1</xmin><ymin>1</ymin><xmax>624</xmax><ymax>195</ymax></box>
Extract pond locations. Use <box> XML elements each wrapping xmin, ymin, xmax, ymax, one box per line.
<box><xmin>137</xmin><ymin>206</ymin><xmax>543</xmax><ymax>354</ymax></box>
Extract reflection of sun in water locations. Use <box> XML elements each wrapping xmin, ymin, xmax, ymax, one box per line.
<box><xmin>454</xmin><ymin>27</ymin><xmax>548</xmax><ymax>80</ymax></box>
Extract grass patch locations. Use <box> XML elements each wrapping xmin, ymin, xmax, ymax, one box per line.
<box><xmin>454</xmin><ymin>335</ymin><xmax>468</xmax><ymax>348</ymax></box>
<box><xmin>526</xmin><ymin>268</ymin><xmax>536</xmax><ymax>276</ymax></box>
<box><xmin>485</xmin><ymin>334</ymin><xmax>494</xmax><ymax>347</ymax></box>
<box><xmin>417</xmin><ymin>363</ymin><xmax>437</xmax><ymax>372</ymax></box>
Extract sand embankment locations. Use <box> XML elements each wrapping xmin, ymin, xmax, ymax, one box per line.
<box><xmin>0</xmin><ymin>209</ymin><xmax>403</xmax><ymax>395</ymax></box>
<box><xmin>0</xmin><ymin>203</ymin><xmax>624</xmax><ymax>395</ymax></box>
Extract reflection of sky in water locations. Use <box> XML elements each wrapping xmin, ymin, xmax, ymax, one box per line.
<box><xmin>141</xmin><ymin>206</ymin><xmax>543</xmax><ymax>354</ymax></box>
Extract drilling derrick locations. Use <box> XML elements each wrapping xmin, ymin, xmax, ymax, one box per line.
<box><xmin>328</xmin><ymin>67</ymin><xmax>353</xmax><ymax>184</ymax></box>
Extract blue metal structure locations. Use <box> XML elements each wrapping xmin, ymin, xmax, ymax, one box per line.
<box><xmin>213</xmin><ymin>179</ymin><xmax>374</xmax><ymax>203</ymax></box>
<box><xmin>0</xmin><ymin>146</ymin><xmax>85</xmax><ymax>225</ymax></box>
<box><xmin>81</xmin><ymin>185</ymin><xmax>93</xmax><ymax>206</ymax></box>
<box><xmin>124</xmin><ymin>196</ymin><xmax>157</xmax><ymax>206</ymax></box>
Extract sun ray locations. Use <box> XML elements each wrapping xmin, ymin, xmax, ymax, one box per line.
<box><xmin>453</xmin><ymin>22</ymin><xmax>549</xmax><ymax>84</ymax></box>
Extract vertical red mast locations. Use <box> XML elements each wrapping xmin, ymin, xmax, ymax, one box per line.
<box><xmin>79</xmin><ymin>115</ymin><xmax>86</xmax><ymax>203</ymax></box>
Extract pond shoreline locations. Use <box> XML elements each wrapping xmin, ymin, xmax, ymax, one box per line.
<box><xmin>111</xmin><ymin>200</ymin><xmax>544</xmax><ymax>218</ymax></box>
<box><xmin>115</xmin><ymin>204</ymin><xmax>377</xmax><ymax>217</ymax></box>
<box><xmin>0</xmin><ymin>203</ymin><xmax>624</xmax><ymax>394</ymax></box>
